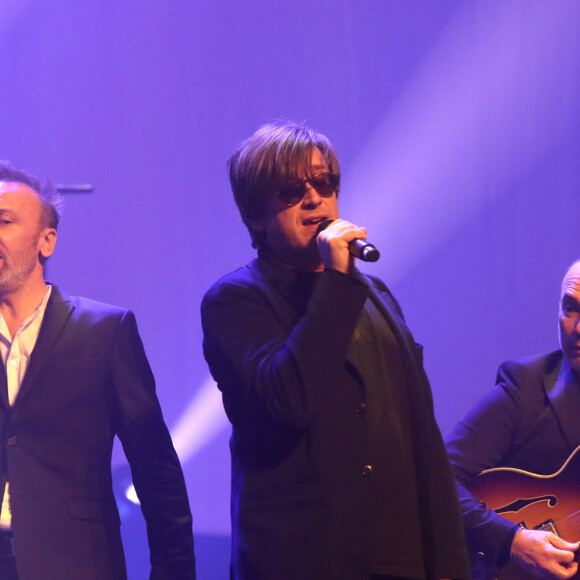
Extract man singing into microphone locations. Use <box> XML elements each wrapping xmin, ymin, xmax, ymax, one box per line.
<box><xmin>201</xmin><ymin>121</ymin><xmax>470</xmax><ymax>580</ymax></box>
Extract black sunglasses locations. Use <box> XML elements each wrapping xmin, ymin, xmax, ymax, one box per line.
<box><xmin>275</xmin><ymin>172</ymin><xmax>340</xmax><ymax>207</ymax></box>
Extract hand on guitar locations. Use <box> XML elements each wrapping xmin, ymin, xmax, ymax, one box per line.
<box><xmin>511</xmin><ymin>528</ymin><xmax>579</xmax><ymax>580</ymax></box>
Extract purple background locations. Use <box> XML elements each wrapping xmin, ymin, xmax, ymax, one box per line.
<box><xmin>2</xmin><ymin>1</ymin><xmax>580</xmax><ymax>577</ymax></box>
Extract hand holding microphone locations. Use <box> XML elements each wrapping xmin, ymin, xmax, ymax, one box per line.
<box><xmin>316</xmin><ymin>219</ymin><xmax>380</xmax><ymax>261</ymax></box>
<box><xmin>315</xmin><ymin>219</ymin><xmax>380</xmax><ymax>274</ymax></box>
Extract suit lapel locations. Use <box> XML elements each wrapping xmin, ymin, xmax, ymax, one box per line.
<box><xmin>15</xmin><ymin>286</ymin><xmax>74</xmax><ymax>406</ymax></box>
<box><xmin>348</xmin><ymin>271</ymin><xmax>427</xmax><ymax>390</ymax></box>
<box><xmin>544</xmin><ymin>356</ymin><xmax>580</xmax><ymax>451</ymax></box>
<box><xmin>351</xmin><ymin>271</ymin><xmax>415</xmax><ymax>360</ymax></box>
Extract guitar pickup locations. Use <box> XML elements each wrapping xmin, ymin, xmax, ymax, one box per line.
<box><xmin>534</xmin><ymin>519</ymin><xmax>558</xmax><ymax>535</ymax></box>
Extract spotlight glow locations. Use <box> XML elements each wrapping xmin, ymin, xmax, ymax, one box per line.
<box><xmin>124</xmin><ymin>375</ymin><xmax>229</xmax><ymax>503</ymax></box>
<box><xmin>341</xmin><ymin>2</ymin><xmax>580</xmax><ymax>283</ymax></box>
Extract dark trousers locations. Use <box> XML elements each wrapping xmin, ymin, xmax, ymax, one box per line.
<box><xmin>0</xmin><ymin>530</ymin><xmax>18</xmax><ymax>580</ymax></box>
<box><xmin>0</xmin><ymin>556</ymin><xmax>18</xmax><ymax>580</ymax></box>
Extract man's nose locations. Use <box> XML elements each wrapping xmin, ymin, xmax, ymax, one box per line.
<box><xmin>302</xmin><ymin>183</ymin><xmax>321</xmax><ymax>206</ymax></box>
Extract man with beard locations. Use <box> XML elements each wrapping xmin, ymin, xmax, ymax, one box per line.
<box><xmin>0</xmin><ymin>161</ymin><xmax>196</xmax><ymax>580</ymax></box>
<box><xmin>201</xmin><ymin>121</ymin><xmax>470</xmax><ymax>580</ymax></box>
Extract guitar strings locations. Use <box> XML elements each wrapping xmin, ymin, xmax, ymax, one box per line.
<box><xmin>543</xmin><ymin>510</ymin><xmax>580</xmax><ymax>537</ymax></box>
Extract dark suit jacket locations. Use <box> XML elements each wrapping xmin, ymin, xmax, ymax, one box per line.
<box><xmin>201</xmin><ymin>252</ymin><xmax>470</xmax><ymax>580</ymax></box>
<box><xmin>0</xmin><ymin>286</ymin><xmax>196</xmax><ymax>580</ymax></box>
<box><xmin>446</xmin><ymin>350</ymin><xmax>580</xmax><ymax>568</ymax></box>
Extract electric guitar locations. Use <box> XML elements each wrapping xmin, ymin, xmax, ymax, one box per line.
<box><xmin>468</xmin><ymin>445</ymin><xmax>580</xmax><ymax>580</ymax></box>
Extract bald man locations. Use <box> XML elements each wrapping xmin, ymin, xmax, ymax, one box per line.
<box><xmin>446</xmin><ymin>260</ymin><xmax>580</xmax><ymax>580</ymax></box>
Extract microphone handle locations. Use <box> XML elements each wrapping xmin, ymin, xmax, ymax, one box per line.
<box><xmin>349</xmin><ymin>239</ymin><xmax>380</xmax><ymax>262</ymax></box>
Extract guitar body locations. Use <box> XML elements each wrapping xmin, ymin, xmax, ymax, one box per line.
<box><xmin>469</xmin><ymin>445</ymin><xmax>580</xmax><ymax>580</ymax></box>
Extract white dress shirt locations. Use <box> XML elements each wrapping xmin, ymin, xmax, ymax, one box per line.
<box><xmin>0</xmin><ymin>285</ymin><xmax>52</xmax><ymax>529</ymax></box>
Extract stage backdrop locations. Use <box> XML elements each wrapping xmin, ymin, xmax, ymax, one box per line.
<box><xmin>2</xmin><ymin>1</ymin><xmax>580</xmax><ymax>577</ymax></box>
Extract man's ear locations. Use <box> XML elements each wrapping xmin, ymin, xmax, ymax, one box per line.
<box><xmin>38</xmin><ymin>228</ymin><xmax>57</xmax><ymax>259</ymax></box>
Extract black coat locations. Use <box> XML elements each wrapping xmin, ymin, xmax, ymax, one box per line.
<box><xmin>0</xmin><ymin>286</ymin><xmax>196</xmax><ymax>580</ymax></box>
<box><xmin>202</xmin><ymin>253</ymin><xmax>470</xmax><ymax>580</ymax></box>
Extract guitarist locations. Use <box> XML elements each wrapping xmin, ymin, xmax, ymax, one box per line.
<box><xmin>446</xmin><ymin>260</ymin><xmax>580</xmax><ymax>580</ymax></box>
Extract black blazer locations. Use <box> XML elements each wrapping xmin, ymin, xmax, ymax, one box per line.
<box><xmin>0</xmin><ymin>286</ymin><xmax>195</xmax><ymax>580</ymax></box>
<box><xmin>446</xmin><ymin>350</ymin><xmax>580</xmax><ymax>568</ymax></box>
<box><xmin>202</xmin><ymin>253</ymin><xmax>470</xmax><ymax>580</ymax></box>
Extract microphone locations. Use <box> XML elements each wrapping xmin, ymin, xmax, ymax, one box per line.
<box><xmin>316</xmin><ymin>219</ymin><xmax>380</xmax><ymax>262</ymax></box>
